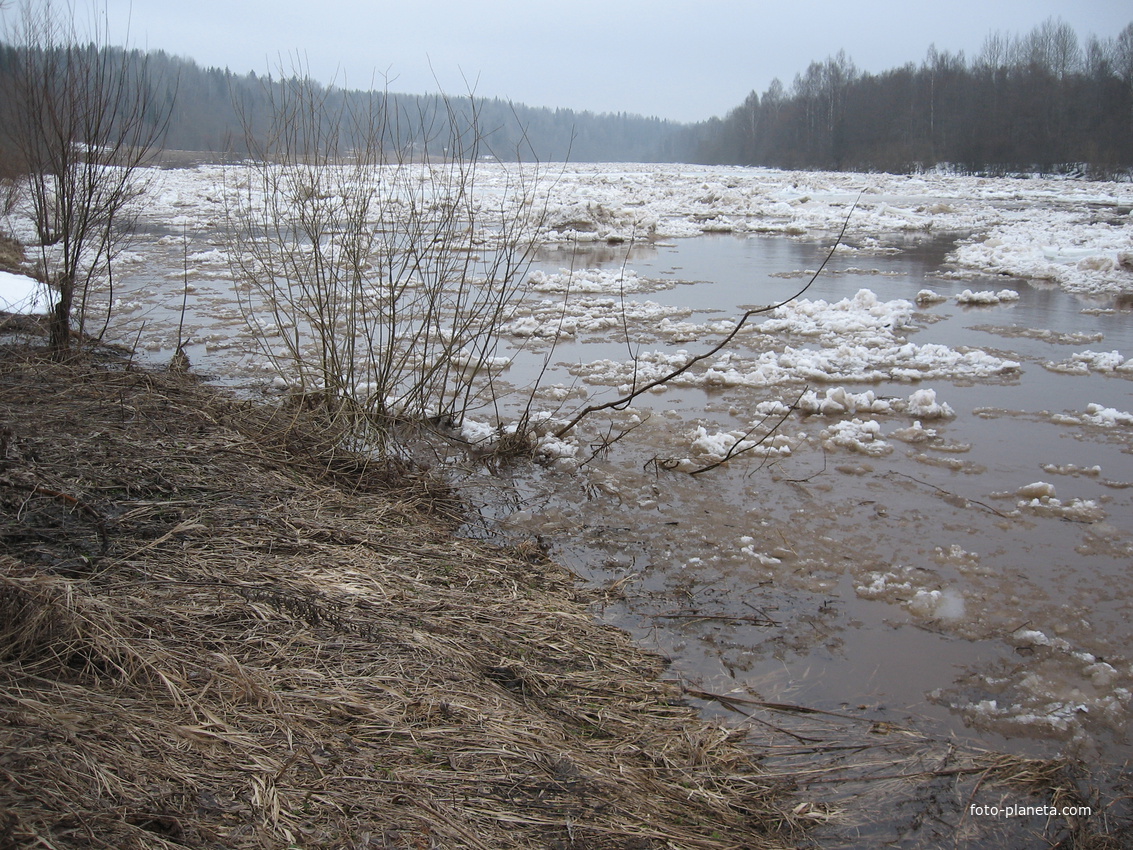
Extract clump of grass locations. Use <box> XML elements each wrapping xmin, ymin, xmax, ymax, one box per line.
<box><xmin>0</xmin><ymin>233</ymin><xmax>27</xmax><ymax>275</ymax></box>
<box><xmin>485</xmin><ymin>425</ymin><xmax>540</xmax><ymax>463</ymax></box>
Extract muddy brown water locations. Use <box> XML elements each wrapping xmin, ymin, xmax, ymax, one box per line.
<box><xmin>97</xmin><ymin>226</ymin><xmax>1133</xmax><ymax>842</ymax></box>
<box><xmin>483</xmin><ymin>233</ymin><xmax>1133</xmax><ymax>844</ymax></box>
<box><xmin>485</xmin><ymin>234</ymin><xmax>1133</xmax><ymax>760</ymax></box>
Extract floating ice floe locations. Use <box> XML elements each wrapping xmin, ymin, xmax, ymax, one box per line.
<box><xmin>1052</xmin><ymin>402</ymin><xmax>1133</xmax><ymax>428</ymax></box>
<box><xmin>539</xmin><ymin>198</ymin><xmax>662</xmax><ymax>242</ymax></box>
<box><xmin>505</xmin><ymin>296</ymin><xmax>687</xmax><ymax>340</ymax></box>
<box><xmin>579</xmin><ymin>339</ymin><xmax>1019</xmax><ymax>392</ymax></box>
<box><xmin>1041</xmin><ymin>463</ymin><xmax>1102</xmax><ymax>478</ymax></box>
<box><xmin>758</xmin><ymin>289</ymin><xmax>915</xmax><ymax>340</ymax></box>
<box><xmin>890</xmin><ymin>421</ymin><xmax>937</xmax><ymax>443</ymax></box>
<box><xmin>1010</xmin><ymin>481</ymin><xmax>1106</xmax><ymax>522</ymax></box>
<box><xmin>908</xmin><ymin>588</ymin><xmax>967</xmax><ymax>619</ymax></box>
<box><xmin>535</xmin><ymin>434</ymin><xmax>580</xmax><ymax>462</ymax></box>
<box><xmin>1043</xmin><ymin>349</ymin><xmax>1132</xmax><ymax>376</ymax></box>
<box><xmin>955</xmin><ymin>288</ymin><xmax>1021</xmax><ymax>305</ymax></box>
<box><xmin>685</xmin><ymin>425</ymin><xmax>795</xmax><ymax>463</ymax></box>
<box><xmin>940</xmin><ymin>626</ymin><xmax>1132</xmax><ymax>743</ymax></box>
<box><xmin>915</xmin><ymin>289</ymin><xmax>948</xmax><ymax>304</ymax></box>
<box><xmin>567</xmin><ymin>285</ymin><xmax>1018</xmax><ymax>391</ymax></box>
<box><xmin>932</xmin><ymin>544</ymin><xmax>984</xmax><ymax>573</ymax></box>
<box><xmin>737</xmin><ymin>536</ymin><xmax>782</xmax><ymax>566</ymax></box>
<box><xmin>904</xmin><ymin>387</ymin><xmax>956</xmax><ymax>418</ymax></box>
<box><xmin>821</xmin><ymin>418</ymin><xmax>891</xmax><ymax>455</ymax></box>
<box><xmin>950</xmin><ymin>211</ymin><xmax>1133</xmax><ymax>295</ymax></box>
<box><xmin>1017</xmin><ymin>481</ymin><xmax>1057</xmax><ymax>499</ymax></box>
<box><xmin>796</xmin><ymin>386</ymin><xmax>955</xmax><ymax>419</ymax></box>
<box><xmin>459</xmin><ymin>414</ymin><xmax>579</xmax><ymax>465</ymax></box>
<box><xmin>527</xmin><ymin>267</ymin><xmax>666</xmax><ymax>295</ymax></box>
<box><xmin>797</xmin><ymin>387</ymin><xmax>892</xmax><ymax>416</ymax></box>
<box><xmin>855</xmin><ymin>567</ymin><xmax>965</xmax><ymax>620</ymax></box>
<box><xmin>127</xmin><ymin>161</ymin><xmax>1133</xmax><ymax>296</ymax></box>
<box><xmin>1022</xmin><ymin>498</ymin><xmax>1107</xmax><ymax>521</ymax></box>
<box><xmin>1083</xmin><ymin>403</ymin><xmax>1133</xmax><ymax>427</ymax></box>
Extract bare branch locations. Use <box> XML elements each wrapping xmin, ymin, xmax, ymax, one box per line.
<box><xmin>223</xmin><ymin>68</ymin><xmax>547</xmax><ymax>448</ymax></box>
<box><xmin>1</xmin><ymin>0</ymin><xmax>171</xmax><ymax>357</ymax></box>
<box><xmin>552</xmin><ymin>197</ymin><xmax>860</xmax><ymax>438</ymax></box>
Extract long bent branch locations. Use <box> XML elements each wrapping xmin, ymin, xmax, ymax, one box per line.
<box><xmin>552</xmin><ymin>198</ymin><xmax>859</xmax><ymax>439</ymax></box>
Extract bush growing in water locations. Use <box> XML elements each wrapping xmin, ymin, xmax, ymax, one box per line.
<box><xmin>225</xmin><ymin>69</ymin><xmax>548</xmax><ymax>451</ymax></box>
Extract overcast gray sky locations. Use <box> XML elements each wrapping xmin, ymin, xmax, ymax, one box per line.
<box><xmin>54</xmin><ymin>0</ymin><xmax>1133</xmax><ymax>122</ymax></box>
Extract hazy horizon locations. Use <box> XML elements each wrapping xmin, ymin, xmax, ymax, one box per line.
<box><xmin>6</xmin><ymin>0</ymin><xmax>1131</xmax><ymax>123</ymax></box>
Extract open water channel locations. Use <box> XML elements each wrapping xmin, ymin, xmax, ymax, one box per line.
<box><xmin>492</xmin><ymin>235</ymin><xmax>1131</xmax><ymax>738</ymax></box>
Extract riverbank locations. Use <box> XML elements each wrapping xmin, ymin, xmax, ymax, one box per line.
<box><xmin>0</xmin><ymin>338</ymin><xmax>807</xmax><ymax>849</ymax></box>
<box><xmin>3</xmin><ymin>330</ymin><xmax>1130</xmax><ymax>848</ymax></box>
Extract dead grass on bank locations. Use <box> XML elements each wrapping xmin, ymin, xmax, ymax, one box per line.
<box><xmin>0</xmin><ymin>343</ymin><xmax>806</xmax><ymax>850</ymax></box>
<box><xmin>0</xmin><ymin>235</ymin><xmax>27</xmax><ymax>277</ymax></box>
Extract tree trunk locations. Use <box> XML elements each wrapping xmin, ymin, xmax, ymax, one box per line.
<box><xmin>49</xmin><ymin>274</ymin><xmax>74</xmax><ymax>359</ymax></box>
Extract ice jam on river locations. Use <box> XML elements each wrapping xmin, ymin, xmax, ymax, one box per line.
<box><xmin>14</xmin><ymin>161</ymin><xmax>1131</xmax><ymax>764</ymax></box>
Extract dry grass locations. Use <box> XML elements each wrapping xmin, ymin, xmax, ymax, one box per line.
<box><xmin>0</xmin><ymin>234</ymin><xmax>28</xmax><ymax>277</ymax></box>
<box><xmin>0</xmin><ymin>344</ymin><xmax>805</xmax><ymax>849</ymax></box>
<box><xmin>4</xmin><ymin>340</ymin><xmax>1129</xmax><ymax>849</ymax></box>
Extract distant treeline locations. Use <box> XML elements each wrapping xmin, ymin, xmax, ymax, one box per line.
<box><xmin>690</xmin><ymin>19</ymin><xmax>1133</xmax><ymax>175</ymax></box>
<box><xmin>3</xmin><ymin>17</ymin><xmax>1132</xmax><ymax>175</ymax></box>
<box><xmin>0</xmin><ymin>44</ymin><xmax>688</xmax><ymax>164</ymax></box>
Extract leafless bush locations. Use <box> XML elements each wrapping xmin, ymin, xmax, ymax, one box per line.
<box><xmin>0</xmin><ymin>0</ymin><xmax>170</xmax><ymax>357</ymax></box>
<box><xmin>224</xmin><ymin>69</ymin><xmax>547</xmax><ymax>449</ymax></box>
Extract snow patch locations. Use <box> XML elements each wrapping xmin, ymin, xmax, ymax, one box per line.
<box><xmin>0</xmin><ymin>271</ymin><xmax>49</xmax><ymax>315</ymax></box>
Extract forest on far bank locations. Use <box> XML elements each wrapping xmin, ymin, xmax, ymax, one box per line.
<box><xmin>0</xmin><ymin>44</ymin><xmax>689</xmax><ymax>166</ymax></box>
<box><xmin>1</xmin><ymin>17</ymin><xmax>1131</xmax><ymax>175</ymax></box>
<box><xmin>690</xmin><ymin>18</ymin><xmax>1133</xmax><ymax>176</ymax></box>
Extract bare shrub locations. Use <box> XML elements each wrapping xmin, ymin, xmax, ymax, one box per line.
<box><xmin>0</xmin><ymin>0</ymin><xmax>170</xmax><ymax>357</ymax></box>
<box><xmin>224</xmin><ymin>69</ymin><xmax>546</xmax><ymax>450</ymax></box>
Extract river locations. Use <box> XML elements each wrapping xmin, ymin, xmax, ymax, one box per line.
<box><xmin>81</xmin><ymin>160</ymin><xmax>1133</xmax><ymax>843</ymax></box>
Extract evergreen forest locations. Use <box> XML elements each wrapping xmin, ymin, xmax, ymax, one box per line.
<box><xmin>0</xmin><ymin>44</ymin><xmax>687</xmax><ymax>165</ymax></box>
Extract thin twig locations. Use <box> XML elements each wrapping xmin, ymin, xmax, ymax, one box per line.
<box><xmin>885</xmin><ymin>470</ymin><xmax>1010</xmax><ymax>518</ymax></box>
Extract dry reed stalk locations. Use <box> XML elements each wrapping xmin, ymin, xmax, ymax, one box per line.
<box><xmin>1</xmin><ymin>344</ymin><xmax>807</xmax><ymax>849</ymax></box>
